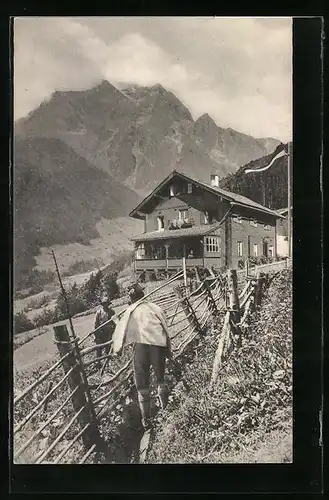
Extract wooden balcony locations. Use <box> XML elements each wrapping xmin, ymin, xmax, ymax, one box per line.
<box><xmin>134</xmin><ymin>257</ymin><xmax>222</xmax><ymax>270</ymax></box>
<box><xmin>135</xmin><ymin>258</ymin><xmax>203</xmax><ymax>270</ymax></box>
<box><xmin>168</xmin><ymin>217</ymin><xmax>194</xmax><ymax>230</ymax></box>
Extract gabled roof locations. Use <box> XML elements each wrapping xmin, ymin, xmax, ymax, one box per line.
<box><xmin>129</xmin><ymin>170</ymin><xmax>284</xmax><ymax>220</ymax></box>
<box><xmin>131</xmin><ymin>222</ymin><xmax>222</xmax><ymax>242</ymax></box>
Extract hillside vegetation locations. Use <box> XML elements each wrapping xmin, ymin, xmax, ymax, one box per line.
<box><xmin>147</xmin><ymin>269</ymin><xmax>292</xmax><ymax>463</ymax></box>
<box><xmin>219</xmin><ymin>142</ymin><xmax>292</xmax><ymax>210</ymax></box>
<box><xmin>14</xmin><ymin>137</ymin><xmax>141</xmax><ymax>287</ymax></box>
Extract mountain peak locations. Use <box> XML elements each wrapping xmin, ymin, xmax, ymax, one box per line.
<box><xmin>16</xmin><ymin>81</ymin><xmax>280</xmax><ymax>195</ymax></box>
<box><xmin>151</xmin><ymin>83</ymin><xmax>166</xmax><ymax>93</ymax></box>
<box><xmin>194</xmin><ymin>113</ymin><xmax>219</xmax><ymax>144</ymax></box>
<box><xmin>197</xmin><ymin>113</ymin><xmax>217</xmax><ymax>125</ymax></box>
<box><xmin>93</xmin><ymin>79</ymin><xmax>116</xmax><ymax>91</ymax></box>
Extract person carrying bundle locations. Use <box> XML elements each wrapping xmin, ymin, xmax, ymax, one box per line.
<box><xmin>112</xmin><ymin>284</ymin><xmax>172</xmax><ymax>430</ymax></box>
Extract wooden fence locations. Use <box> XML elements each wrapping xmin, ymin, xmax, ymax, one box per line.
<box><xmin>13</xmin><ymin>261</ymin><xmax>288</xmax><ymax>464</ymax></box>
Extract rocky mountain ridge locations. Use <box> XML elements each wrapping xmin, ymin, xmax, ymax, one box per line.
<box><xmin>16</xmin><ymin>80</ymin><xmax>280</xmax><ymax>193</ymax></box>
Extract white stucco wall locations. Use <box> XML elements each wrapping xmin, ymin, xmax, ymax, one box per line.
<box><xmin>277</xmin><ymin>234</ymin><xmax>289</xmax><ymax>257</ymax></box>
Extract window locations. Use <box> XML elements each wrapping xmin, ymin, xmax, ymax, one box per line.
<box><xmin>187</xmin><ymin>182</ymin><xmax>193</xmax><ymax>194</ymax></box>
<box><xmin>204</xmin><ymin>211</ymin><xmax>215</xmax><ymax>224</ymax></box>
<box><xmin>268</xmin><ymin>246</ymin><xmax>274</xmax><ymax>257</ymax></box>
<box><xmin>157</xmin><ymin>216</ymin><xmax>165</xmax><ymax>231</ymax></box>
<box><xmin>205</xmin><ymin>237</ymin><xmax>220</xmax><ymax>253</ymax></box>
<box><xmin>169</xmin><ymin>185</ymin><xmax>175</xmax><ymax>197</ymax></box>
<box><xmin>136</xmin><ymin>243</ymin><xmax>145</xmax><ymax>260</ymax></box>
<box><xmin>237</xmin><ymin>241</ymin><xmax>243</xmax><ymax>257</ymax></box>
<box><xmin>250</xmin><ymin>220</ymin><xmax>258</xmax><ymax>227</ymax></box>
<box><xmin>178</xmin><ymin>209</ymin><xmax>188</xmax><ymax>221</ymax></box>
<box><xmin>253</xmin><ymin>243</ymin><xmax>258</xmax><ymax>257</ymax></box>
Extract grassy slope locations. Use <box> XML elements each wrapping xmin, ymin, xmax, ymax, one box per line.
<box><xmin>147</xmin><ymin>269</ymin><xmax>292</xmax><ymax>463</ymax></box>
<box><xmin>35</xmin><ymin>217</ymin><xmax>143</xmax><ymax>274</ymax></box>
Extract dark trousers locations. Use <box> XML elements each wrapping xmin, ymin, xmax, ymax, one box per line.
<box><xmin>133</xmin><ymin>343</ymin><xmax>167</xmax><ymax>391</ymax></box>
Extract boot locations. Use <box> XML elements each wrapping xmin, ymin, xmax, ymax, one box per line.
<box><xmin>157</xmin><ymin>384</ymin><xmax>168</xmax><ymax>410</ymax></box>
<box><xmin>137</xmin><ymin>390</ymin><xmax>151</xmax><ymax>430</ymax></box>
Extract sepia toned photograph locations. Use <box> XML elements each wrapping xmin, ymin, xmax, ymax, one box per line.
<box><xmin>13</xmin><ymin>16</ymin><xmax>293</xmax><ymax>465</ymax></box>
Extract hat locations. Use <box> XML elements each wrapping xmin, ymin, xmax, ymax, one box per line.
<box><xmin>128</xmin><ymin>283</ymin><xmax>145</xmax><ymax>302</ymax></box>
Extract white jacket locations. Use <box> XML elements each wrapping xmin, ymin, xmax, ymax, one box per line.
<box><xmin>112</xmin><ymin>301</ymin><xmax>170</xmax><ymax>354</ymax></box>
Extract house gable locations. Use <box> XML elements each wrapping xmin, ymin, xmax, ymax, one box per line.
<box><xmin>144</xmin><ymin>185</ymin><xmax>231</xmax><ymax>232</ymax></box>
<box><xmin>130</xmin><ymin>170</ymin><xmax>283</xmax><ymax>222</ymax></box>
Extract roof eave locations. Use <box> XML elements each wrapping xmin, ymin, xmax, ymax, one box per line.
<box><xmin>129</xmin><ymin>170</ymin><xmax>178</xmax><ymax>218</ymax></box>
<box><xmin>230</xmin><ymin>201</ymin><xmax>285</xmax><ymax>219</ymax></box>
<box><xmin>130</xmin><ymin>211</ymin><xmax>146</xmax><ymax>220</ymax></box>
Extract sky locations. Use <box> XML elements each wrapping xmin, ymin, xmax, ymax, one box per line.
<box><xmin>14</xmin><ymin>17</ymin><xmax>292</xmax><ymax>142</ymax></box>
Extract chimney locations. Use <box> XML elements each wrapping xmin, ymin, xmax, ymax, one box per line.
<box><xmin>210</xmin><ymin>174</ymin><xmax>219</xmax><ymax>187</ymax></box>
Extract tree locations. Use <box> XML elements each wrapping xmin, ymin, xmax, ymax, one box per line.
<box><xmin>102</xmin><ymin>272</ymin><xmax>120</xmax><ymax>300</ymax></box>
<box><xmin>13</xmin><ymin>312</ymin><xmax>35</xmax><ymax>334</ymax></box>
<box><xmin>81</xmin><ymin>270</ymin><xmax>104</xmax><ymax>306</ymax></box>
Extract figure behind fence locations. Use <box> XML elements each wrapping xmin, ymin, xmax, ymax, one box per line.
<box><xmin>93</xmin><ymin>294</ymin><xmax>116</xmax><ymax>370</ymax></box>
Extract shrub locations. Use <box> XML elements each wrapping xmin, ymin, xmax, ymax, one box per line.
<box><xmin>55</xmin><ymin>291</ymin><xmax>87</xmax><ymax>320</ymax></box>
<box><xmin>77</xmin><ymin>269</ymin><xmax>121</xmax><ymax>307</ymax></box>
<box><xmin>80</xmin><ymin>271</ymin><xmax>104</xmax><ymax>307</ymax></box>
<box><xmin>102</xmin><ymin>272</ymin><xmax>120</xmax><ymax>300</ymax></box>
<box><xmin>104</xmin><ymin>251</ymin><xmax>134</xmax><ymax>276</ymax></box>
<box><xmin>64</xmin><ymin>258</ymin><xmax>104</xmax><ymax>277</ymax></box>
<box><xmin>25</xmin><ymin>294</ymin><xmax>50</xmax><ymax>311</ymax></box>
<box><xmin>13</xmin><ymin>312</ymin><xmax>35</xmax><ymax>334</ymax></box>
<box><xmin>33</xmin><ymin>308</ymin><xmax>61</xmax><ymax>328</ymax></box>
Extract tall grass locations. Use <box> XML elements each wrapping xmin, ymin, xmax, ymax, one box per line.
<box><xmin>147</xmin><ymin>269</ymin><xmax>292</xmax><ymax>463</ymax></box>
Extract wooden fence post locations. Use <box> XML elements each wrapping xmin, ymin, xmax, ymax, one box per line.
<box><xmin>254</xmin><ymin>271</ymin><xmax>266</xmax><ymax>308</ymax></box>
<box><xmin>195</xmin><ymin>266</ymin><xmax>201</xmax><ymax>283</ymax></box>
<box><xmin>210</xmin><ymin>310</ymin><xmax>231</xmax><ymax>389</ymax></box>
<box><xmin>176</xmin><ymin>286</ymin><xmax>203</xmax><ymax>335</ymax></box>
<box><xmin>227</xmin><ymin>269</ymin><xmax>240</xmax><ymax>324</ymax></box>
<box><xmin>245</xmin><ymin>259</ymin><xmax>249</xmax><ymax>277</ymax></box>
<box><xmin>203</xmin><ymin>277</ymin><xmax>219</xmax><ymax>316</ymax></box>
<box><xmin>182</xmin><ymin>255</ymin><xmax>187</xmax><ymax>289</ymax></box>
<box><xmin>54</xmin><ymin>325</ymin><xmax>102</xmax><ymax>451</ymax></box>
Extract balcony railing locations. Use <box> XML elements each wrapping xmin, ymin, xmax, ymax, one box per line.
<box><xmin>135</xmin><ymin>257</ymin><xmax>221</xmax><ymax>270</ymax></box>
<box><xmin>168</xmin><ymin>217</ymin><xmax>194</xmax><ymax>230</ymax></box>
<box><xmin>135</xmin><ymin>258</ymin><xmax>204</xmax><ymax>270</ymax></box>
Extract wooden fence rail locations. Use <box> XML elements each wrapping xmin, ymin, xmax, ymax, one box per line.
<box><xmin>14</xmin><ymin>260</ymin><xmax>282</xmax><ymax>464</ymax></box>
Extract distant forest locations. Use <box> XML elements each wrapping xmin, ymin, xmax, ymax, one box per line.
<box><xmin>219</xmin><ymin>143</ymin><xmax>292</xmax><ymax>210</ymax></box>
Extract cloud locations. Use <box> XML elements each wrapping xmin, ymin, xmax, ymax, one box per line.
<box><xmin>14</xmin><ymin>17</ymin><xmax>292</xmax><ymax>141</ymax></box>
